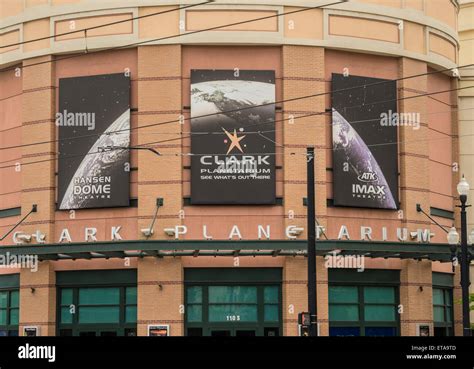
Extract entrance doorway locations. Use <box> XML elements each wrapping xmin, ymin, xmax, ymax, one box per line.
<box><xmin>184</xmin><ymin>268</ymin><xmax>283</xmax><ymax>337</ymax></box>
<box><xmin>207</xmin><ymin>327</ymin><xmax>279</xmax><ymax>337</ymax></box>
<box><xmin>210</xmin><ymin>328</ymin><xmax>255</xmax><ymax>337</ymax></box>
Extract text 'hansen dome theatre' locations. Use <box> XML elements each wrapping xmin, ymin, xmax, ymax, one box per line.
<box><xmin>0</xmin><ymin>0</ymin><xmax>472</xmax><ymax>337</ymax></box>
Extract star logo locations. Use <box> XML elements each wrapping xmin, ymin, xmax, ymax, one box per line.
<box><xmin>223</xmin><ymin>129</ymin><xmax>246</xmax><ymax>154</ymax></box>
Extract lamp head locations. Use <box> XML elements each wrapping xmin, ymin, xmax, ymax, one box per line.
<box><xmin>468</xmin><ymin>229</ymin><xmax>474</xmax><ymax>246</ymax></box>
<box><xmin>447</xmin><ymin>226</ymin><xmax>459</xmax><ymax>245</ymax></box>
<box><xmin>457</xmin><ymin>175</ymin><xmax>470</xmax><ymax>197</ymax></box>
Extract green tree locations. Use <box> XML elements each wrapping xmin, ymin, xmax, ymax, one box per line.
<box><xmin>471</xmin><ymin>294</ymin><xmax>474</xmax><ymax>329</ymax></box>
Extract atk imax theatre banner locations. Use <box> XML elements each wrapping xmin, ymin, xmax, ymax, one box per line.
<box><xmin>190</xmin><ymin>70</ymin><xmax>276</xmax><ymax>204</ymax></box>
<box><xmin>331</xmin><ymin>73</ymin><xmax>399</xmax><ymax>209</ymax></box>
<box><xmin>57</xmin><ymin>73</ymin><xmax>131</xmax><ymax>210</ymax></box>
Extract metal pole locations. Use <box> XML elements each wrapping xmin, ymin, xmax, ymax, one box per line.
<box><xmin>459</xmin><ymin>194</ymin><xmax>471</xmax><ymax>336</ymax></box>
<box><xmin>306</xmin><ymin>147</ymin><xmax>317</xmax><ymax>336</ymax></box>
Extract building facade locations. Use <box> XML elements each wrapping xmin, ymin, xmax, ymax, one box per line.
<box><xmin>458</xmin><ymin>0</ymin><xmax>474</xmax><ymax>328</ymax></box>
<box><xmin>0</xmin><ymin>0</ymin><xmax>468</xmax><ymax>337</ymax></box>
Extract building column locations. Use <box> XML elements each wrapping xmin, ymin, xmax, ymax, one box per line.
<box><xmin>19</xmin><ymin>261</ymin><xmax>56</xmax><ymax>336</ymax></box>
<box><xmin>18</xmin><ymin>55</ymin><xmax>56</xmax><ymax>337</ymax></box>
<box><xmin>137</xmin><ymin>257</ymin><xmax>184</xmax><ymax>336</ymax></box>
<box><xmin>398</xmin><ymin>58</ymin><xmax>436</xmax><ymax>336</ymax></box>
<box><xmin>282</xmin><ymin>45</ymin><xmax>327</xmax><ymax>336</ymax></box>
<box><xmin>21</xmin><ymin>56</ymin><xmax>56</xmax><ymax>244</ymax></box>
<box><xmin>453</xmin><ymin>267</ymin><xmax>463</xmax><ymax>335</ymax></box>
<box><xmin>398</xmin><ymin>58</ymin><xmax>430</xmax><ymax>235</ymax></box>
<box><xmin>282</xmin><ymin>256</ymin><xmax>328</xmax><ymax>336</ymax></box>
<box><xmin>399</xmin><ymin>260</ymin><xmax>433</xmax><ymax>336</ymax></box>
<box><xmin>316</xmin><ymin>256</ymin><xmax>329</xmax><ymax>336</ymax></box>
<box><xmin>282</xmin><ymin>257</ymin><xmax>306</xmax><ymax>336</ymax></box>
<box><xmin>137</xmin><ymin>45</ymin><xmax>182</xmax><ymax>242</ymax></box>
<box><xmin>282</xmin><ymin>45</ymin><xmax>327</xmax><ymax>244</ymax></box>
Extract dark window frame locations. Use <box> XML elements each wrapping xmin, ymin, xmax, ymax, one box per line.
<box><xmin>57</xmin><ymin>285</ymin><xmax>137</xmax><ymax>337</ymax></box>
<box><xmin>432</xmin><ymin>286</ymin><xmax>454</xmax><ymax>336</ymax></box>
<box><xmin>0</xmin><ymin>288</ymin><xmax>19</xmax><ymax>336</ymax></box>
<box><xmin>184</xmin><ymin>282</ymin><xmax>282</xmax><ymax>336</ymax></box>
<box><xmin>329</xmin><ymin>284</ymin><xmax>400</xmax><ymax>336</ymax></box>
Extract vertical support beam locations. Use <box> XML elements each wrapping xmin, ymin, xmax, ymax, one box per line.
<box><xmin>459</xmin><ymin>195</ymin><xmax>471</xmax><ymax>336</ymax></box>
<box><xmin>282</xmin><ymin>45</ymin><xmax>326</xmax><ymax>335</ymax></box>
<box><xmin>453</xmin><ymin>266</ymin><xmax>463</xmax><ymax>335</ymax></box>
<box><xmin>452</xmin><ymin>74</ymin><xmax>465</xmax><ymax>336</ymax></box>
<box><xmin>137</xmin><ymin>257</ymin><xmax>184</xmax><ymax>336</ymax></box>
<box><xmin>137</xmin><ymin>45</ymin><xmax>182</xmax><ymax>241</ymax></box>
<box><xmin>316</xmin><ymin>256</ymin><xmax>329</xmax><ymax>336</ymax></box>
<box><xmin>307</xmin><ymin>147</ymin><xmax>317</xmax><ymax>335</ymax></box>
<box><xmin>19</xmin><ymin>261</ymin><xmax>56</xmax><ymax>336</ymax></box>
<box><xmin>399</xmin><ymin>260</ymin><xmax>433</xmax><ymax>335</ymax></box>
<box><xmin>21</xmin><ymin>56</ymin><xmax>56</xmax><ymax>244</ymax></box>
<box><xmin>282</xmin><ymin>257</ymin><xmax>307</xmax><ymax>336</ymax></box>
<box><xmin>398</xmin><ymin>58</ymin><xmax>429</xmax><ymax>235</ymax></box>
<box><xmin>398</xmin><ymin>58</ymin><xmax>438</xmax><ymax>336</ymax></box>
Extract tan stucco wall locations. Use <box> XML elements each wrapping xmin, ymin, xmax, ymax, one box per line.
<box><xmin>0</xmin><ymin>0</ymin><xmax>465</xmax><ymax>336</ymax></box>
<box><xmin>0</xmin><ymin>1</ymin><xmax>459</xmax><ymax>70</ymax></box>
<box><xmin>458</xmin><ymin>0</ymin><xmax>474</xmax><ymax>327</ymax></box>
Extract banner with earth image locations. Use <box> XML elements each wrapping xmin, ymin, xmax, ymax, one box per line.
<box><xmin>57</xmin><ymin>73</ymin><xmax>130</xmax><ymax>210</ymax></box>
<box><xmin>331</xmin><ymin>73</ymin><xmax>399</xmax><ymax>209</ymax></box>
<box><xmin>190</xmin><ymin>70</ymin><xmax>276</xmax><ymax>204</ymax></box>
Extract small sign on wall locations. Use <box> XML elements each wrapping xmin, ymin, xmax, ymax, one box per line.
<box><xmin>416</xmin><ymin>323</ymin><xmax>432</xmax><ymax>337</ymax></box>
<box><xmin>23</xmin><ymin>326</ymin><xmax>40</xmax><ymax>337</ymax></box>
<box><xmin>147</xmin><ymin>325</ymin><xmax>169</xmax><ymax>337</ymax></box>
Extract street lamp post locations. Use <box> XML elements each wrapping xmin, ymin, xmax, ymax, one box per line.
<box><xmin>306</xmin><ymin>147</ymin><xmax>317</xmax><ymax>336</ymax></box>
<box><xmin>448</xmin><ymin>175</ymin><xmax>472</xmax><ymax>337</ymax></box>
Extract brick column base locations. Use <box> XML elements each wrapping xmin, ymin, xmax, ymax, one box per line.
<box><xmin>137</xmin><ymin>257</ymin><xmax>183</xmax><ymax>336</ymax></box>
<box><xmin>19</xmin><ymin>261</ymin><xmax>56</xmax><ymax>336</ymax></box>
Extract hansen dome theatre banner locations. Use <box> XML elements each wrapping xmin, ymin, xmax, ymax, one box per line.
<box><xmin>190</xmin><ymin>70</ymin><xmax>276</xmax><ymax>204</ymax></box>
<box><xmin>57</xmin><ymin>73</ymin><xmax>131</xmax><ymax>210</ymax></box>
<box><xmin>331</xmin><ymin>74</ymin><xmax>399</xmax><ymax>209</ymax></box>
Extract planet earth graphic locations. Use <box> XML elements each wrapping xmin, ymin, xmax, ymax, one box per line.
<box><xmin>332</xmin><ymin>108</ymin><xmax>397</xmax><ymax>209</ymax></box>
<box><xmin>190</xmin><ymin>80</ymin><xmax>275</xmax><ymax>130</ymax></box>
<box><xmin>59</xmin><ymin>109</ymin><xmax>130</xmax><ymax>210</ymax></box>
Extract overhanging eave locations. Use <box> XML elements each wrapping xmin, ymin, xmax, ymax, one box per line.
<box><xmin>0</xmin><ymin>239</ymin><xmax>468</xmax><ymax>263</ymax></box>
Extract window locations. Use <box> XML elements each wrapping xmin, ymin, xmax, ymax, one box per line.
<box><xmin>186</xmin><ymin>286</ymin><xmax>203</xmax><ymax>323</ymax></box>
<box><xmin>329</xmin><ymin>285</ymin><xmax>398</xmax><ymax>336</ymax></box>
<box><xmin>58</xmin><ymin>286</ymin><xmax>136</xmax><ymax>336</ymax></box>
<box><xmin>208</xmin><ymin>286</ymin><xmax>258</xmax><ymax>322</ymax></box>
<box><xmin>433</xmin><ymin>287</ymin><xmax>453</xmax><ymax>336</ymax></box>
<box><xmin>185</xmin><ymin>284</ymin><xmax>281</xmax><ymax>336</ymax></box>
<box><xmin>0</xmin><ymin>290</ymin><xmax>19</xmax><ymax>336</ymax></box>
<box><xmin>263</xmin><ymin>286</ymin><xmax>279</xmax><ymax>322</ymax></box>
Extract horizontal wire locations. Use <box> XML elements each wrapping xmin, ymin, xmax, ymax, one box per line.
<box><xmin>0</xmin><ymin>1</ymin><xmax>344</xmax><ymax>73</ymax></box>
<box><xmin>0</xmin><ymin>2</ymin><xmax>211</xmax><ymax>48</ymax></box>
<box><xmin>1</xmin><ymin>125</ymin><xmax>472</xmax><ymax>170</ymax></box>
<box><xmin>1</xmin><ymin>64</ymin><xmax>471</xmax><ymax>152</ymax></box>
<box><xmin>1</xmin><ymin>84</ymin><xmax>470</xmax><ymax>168</ymax></box>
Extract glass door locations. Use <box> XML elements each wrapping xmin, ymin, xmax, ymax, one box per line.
<box><xmin>77</xmin><ymin>329</ymin><xmax>118</xmax><ymax>336</ymax></box>
<box><xmin>210</xmin><ymin>329</ymin><xmax>232</xmax><ymax>337</ymax></box>
<box><xmin>57</xmin><ymin>286</ymin><xmax>137</xmax><ymax>337</ymax></box>
<box><xmin>186</xmin><ymin>284</ymin><xmax>281</xmax><ymax>337</ymax></box>
<box><xmin>208</xmin><ymin>327</ymin><xmax>257</xmax><ymax>337</ymax></box>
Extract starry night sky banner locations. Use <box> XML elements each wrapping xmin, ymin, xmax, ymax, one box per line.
<box><xmin>190</xmin><ymin>70</ymin><xmax>276</xmax><ymax>204</ymax></box>
<box><xmin>331</xmin><ymin>73</ymin><xmax>399</xmax><ymax>210</ymax></box>
<box><xmin>57</xmin><ymin>73</ymin><xmax>130</xmax><ymax>210</ymax></box>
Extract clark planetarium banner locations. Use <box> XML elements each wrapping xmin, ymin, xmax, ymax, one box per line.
<box><xmin>57</xmin><ymin>73</ymin><xmax>130</xmax><ymax>210</ymax></box>
<box><xmin>331</xmin><ymin>73</ymin><xmax>399</xmax><ymax>209</ymax></box>
<box><xmin>190</xmin><ymin>70</ymin><xmax>276</xmax><ymax>204</ymax></box>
